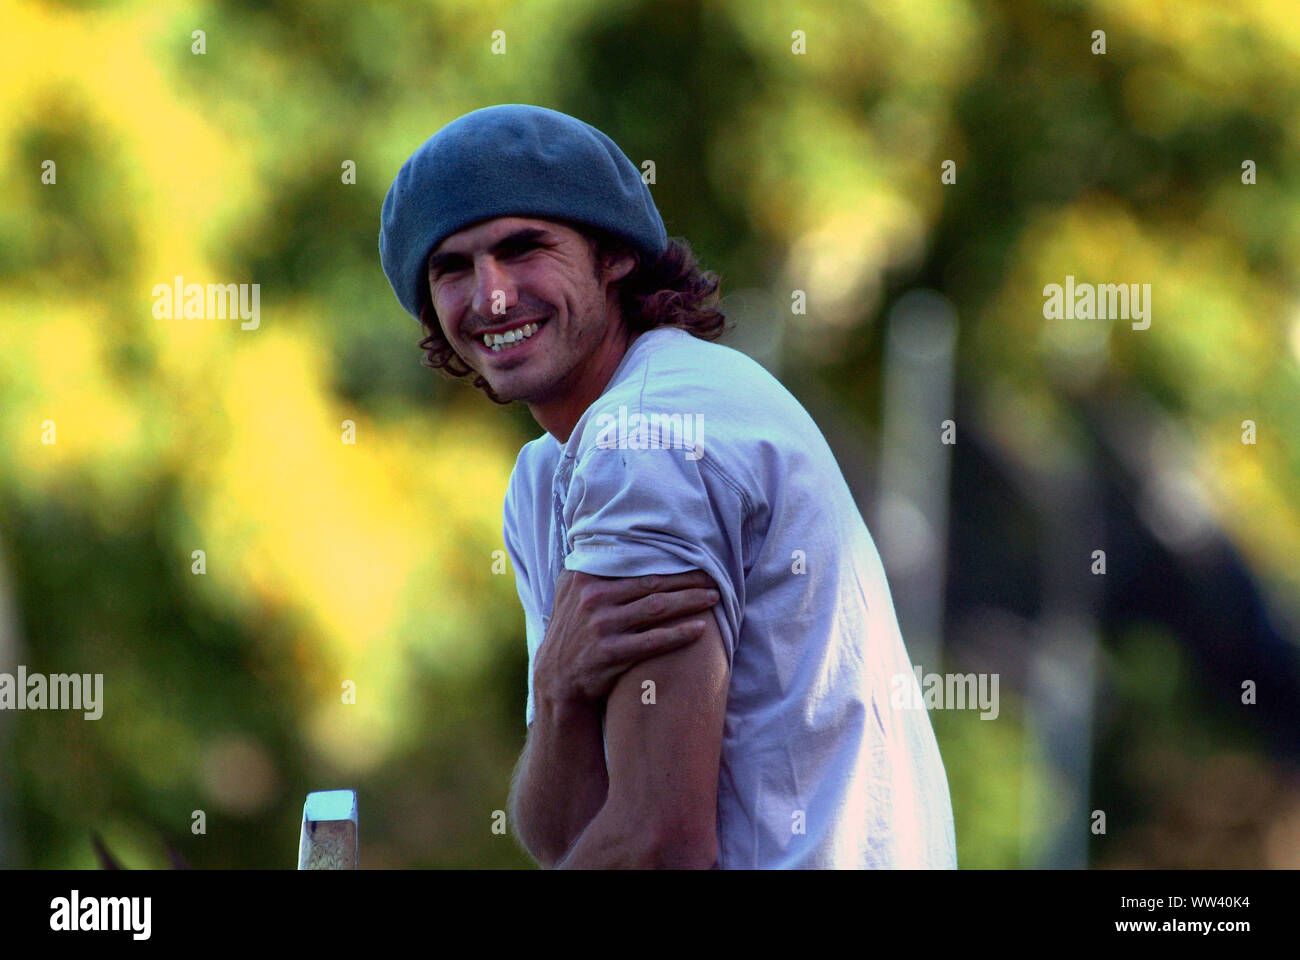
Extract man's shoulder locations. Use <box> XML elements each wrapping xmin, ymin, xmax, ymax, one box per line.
<box><xmin>506</xmin><ymin>432</ymin><xmax>560</xmax><ymax>506</ymax></box>
<box><xmin>517</xmin><ymin>430</ymin><xmax>560</xmax><ymax>465</ymax></box>
<box><xmin>593</xmin><ymin>327</ymin><xmax>801</xmax><ymax>423</ymax></box>
<box><xmin>555</xmin><ymin>330</ymin><xmax>830</xmax><ymax>512</ymax></box>
<box><xmin>623</xmin><ymin>325</ymin><xmax>770</xmax><ymax>384</ymax></box>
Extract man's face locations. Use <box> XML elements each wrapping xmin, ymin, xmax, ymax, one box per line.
<box><xmin>426</xmin><ymin>217</ymin><xmax>635</xmax><ymax>404</ymax></box>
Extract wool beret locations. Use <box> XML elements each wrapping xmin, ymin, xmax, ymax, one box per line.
<box><xmin>379</xmin><ymin>104</ymin><xmax>668</xmax><ymax>322</ymax></box>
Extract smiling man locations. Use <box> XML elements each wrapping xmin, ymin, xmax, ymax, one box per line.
<box><xmin>379</xmin><ymin>104</ymin><xmax>957</xmax><ymax>869</ymax></box>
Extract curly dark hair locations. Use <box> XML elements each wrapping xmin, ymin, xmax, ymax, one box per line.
<box><xmin>416</xmin><ymin>225</ymin><xmax>728</xmax><ymax>404</ymax></box>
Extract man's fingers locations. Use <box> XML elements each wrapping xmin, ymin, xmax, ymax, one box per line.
<box><xmin>610</xmin><ymin>618</ymin><xmax>709</xmax><ymax>666</ymax></box>
<box><xmin>620</xmin><ymin>587</ymin><xmax>719</xmax><ymax>631</ymax></box>
<box><xmin>649</xmin><ymin>571</ymin><xmax>717</xmax><ymax>593</ymax></box>
<box><xmin>609</xmin><ymin>570</ymin><xmax>717</xmax><ymax>604</ymax></box>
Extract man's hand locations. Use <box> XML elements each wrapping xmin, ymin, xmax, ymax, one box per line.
<box><xmin>533</xmin><ymin>570</ymin><xmax>720</xmax><ymax>707</ymax></box>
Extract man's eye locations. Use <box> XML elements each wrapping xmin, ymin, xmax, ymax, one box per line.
<box><xmin>432</xmin><ymin>243</ymin><xmax>540</xmax><ymax>279</ymax></box>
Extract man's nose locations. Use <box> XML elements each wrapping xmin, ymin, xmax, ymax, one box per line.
<box><xmin>471</xmin><ymin>257</ymin><xmax>519</xmax><ymax>320</ymax></box>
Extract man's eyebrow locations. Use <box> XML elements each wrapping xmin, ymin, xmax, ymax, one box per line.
<box><xmin>427</xmin><ymin>228</ymin><xmax>555</xmax><ymax>276</ymax></box>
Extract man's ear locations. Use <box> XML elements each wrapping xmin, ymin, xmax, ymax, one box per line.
<box><xmin>601</xmin><ymin>248</ymin><xmax>637</xmax><ymax>285</ymax></box>
<box><xmin>614</xmin><ymin>251</ymin><xmax>637</xmax><ymax>283</ymax></box>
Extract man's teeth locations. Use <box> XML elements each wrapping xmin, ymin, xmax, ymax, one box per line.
<box><xmin>483</xmin><ymin>322</ymin><xmax>541</xmax><ymax>351</ymax></box>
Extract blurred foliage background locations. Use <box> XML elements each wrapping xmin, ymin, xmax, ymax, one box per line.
<box><xmin>1</xmin><ymin>0</ymin><xmax>1297</xmax><ymax>869</ymax></box>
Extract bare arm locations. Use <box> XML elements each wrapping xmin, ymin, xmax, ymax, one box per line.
<box><xmin>507</xmin><ymin>694</ymin><xmax>608</xmax><ymax>868</ymax></box>
<box><xmin>556</xmin><ymin>607</ymin><xmax>729</xmax><ymax>869</ymax></box>
<box><xmin>508</xmin><ymin>571</ymin><xmax>720</xmax><ymax>867</ymax></box>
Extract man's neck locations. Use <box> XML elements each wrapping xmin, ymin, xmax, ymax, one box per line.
<box><xmin>528</xmin><ymin>322</ymin><xmax>638</xmax><ymax>444</ymax></box>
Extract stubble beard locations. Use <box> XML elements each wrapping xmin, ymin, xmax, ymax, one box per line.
<box><xmin>485</xmin><ymin>281</ymin><xmax>618</xmax><ymax>405</ymax></box>
<box><xmin>488</xmin><ymin>320</ymin><xmax>595</xmax><ymax>406</ymax></box>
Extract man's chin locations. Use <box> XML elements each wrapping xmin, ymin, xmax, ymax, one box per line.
<box><xmin>480</xmin><ymin>372</ymin><xmax>550</xmax><ymax>405</ymax></box>
<box><xmin>477</xmin><ymin>353</ymin><xmax>579</xmax><ymax>405</ymax></box>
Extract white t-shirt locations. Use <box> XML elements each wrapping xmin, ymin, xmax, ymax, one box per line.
<box><xmin>503</xmin><ymin>326</ymin><xmax>957</xmax><ymax>868</ymax></box>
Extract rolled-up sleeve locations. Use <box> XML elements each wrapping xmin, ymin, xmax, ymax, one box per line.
<box><xmin>562</xmin><ymin>445</ymin><xmax>748</xmax><ymax>666</ymax></box>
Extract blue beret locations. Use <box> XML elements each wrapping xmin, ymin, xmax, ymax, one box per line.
<box><xmin>379</xmin><ymin>104</ymin><xmax>667</xmax><ymax>322</ymax></box>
